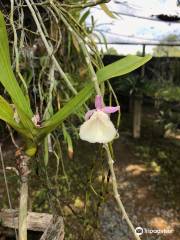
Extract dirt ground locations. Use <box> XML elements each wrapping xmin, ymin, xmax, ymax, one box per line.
<box><xmin>99</xmin><ymin>109</ymin><xmax>180</xmax><ymax>240</ymax></box>
<box><xmin>100</xmin><ymin>137</ymin><xmax>180</xmax><ymax>240</ymax></box>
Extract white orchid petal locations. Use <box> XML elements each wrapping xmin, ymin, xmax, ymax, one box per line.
<box><xmin>79</xmin><ymin>111</ymin><xmax>117</xmax><ymax>143</ymax></box>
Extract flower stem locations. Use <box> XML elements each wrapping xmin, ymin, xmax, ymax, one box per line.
<box><xmin>104</xmin><ymin>144</ymin><xmax>141</xmax><ymax>240</ymax></box>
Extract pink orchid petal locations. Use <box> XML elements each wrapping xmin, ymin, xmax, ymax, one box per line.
<box><xmin>85</xmin><ymin>109</ymin><xmax>96</xmax><ymax>120</ymax></box>
<box><xmin>95</xmin><ymin>95</ymin><xmax>103</xmax><ymax>110</ymax></box>
<box><xmin>102</xmin><ymin>106</ymin><xmax>120</xmax><ymax>114</ymax></box>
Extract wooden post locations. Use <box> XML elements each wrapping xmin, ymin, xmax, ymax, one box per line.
<box><xmin>132</xmin><ymin>44</ymin><xmax>146</xmax><ymax>138</ymax></box>
<box><xmin>133</xmin><ymin>96</ymin><xmax>142</xmax><ymax>138</ymax></box>
<box><xmin>129</xmin><ymin>95</ymin><xmax>134</xmax><ymax>113</ymax></box>
<box><xmin>15</xmin><ymin>149</ymin><xmax>31</xmax><ymax>240</ymax></box>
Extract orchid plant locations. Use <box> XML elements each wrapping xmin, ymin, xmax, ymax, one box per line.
<box><xmin>0</xmin><ymin>5</ymin><xmax>151</xmax><ymax>240</ymax></box>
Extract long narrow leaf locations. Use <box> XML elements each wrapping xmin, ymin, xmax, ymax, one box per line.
<box><xmin>37</xmin><ymin>55</ymin><xmax>152</xmax><ymax>140</ymax></box>
<box><xmin>100</xmin><ymin>4</ymin><xmax>117</xmax><ymax>19</ymax></box>
<box><xmin>0</xmin><ymin>96</ymin><xmax>32</xmax><ymax>138</ymax></box>
<box><xmin>96</xmin><ymin>55</ymin><xmax>152</xmax><ymax>82</ymax></box>
<box><xmin>0</xmin><ymin>11</ymin><xmax>33</xmax><ymax>118</ymax></box>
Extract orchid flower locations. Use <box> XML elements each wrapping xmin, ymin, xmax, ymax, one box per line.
<box><xmin>79</xmin><ymin>95</ymin><xmax>120</xmax><ymax>143</ymax></box>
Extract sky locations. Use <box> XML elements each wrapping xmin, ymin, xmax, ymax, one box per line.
<box><xmin>88</xmin><ymin>0</ymin><xmax>180</xmax><ymax>55</ymax></box>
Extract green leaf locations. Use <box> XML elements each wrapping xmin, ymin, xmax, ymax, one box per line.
<box><xmin>0</xmin><ymin>11</ymin><xmax>35</xmax><ymax>139</ymax></box>
<box><xmin>0</xmin><ymin>96</ymin><xmax>32</xmax><ymax>138</ymax></box>
<box><xmin>100</xmin><ymin>4</ymin><xmax>117</xmax><ymax>19</ymax></box>
<box><xmin>96</xmin><ymin>55</ymin><xmax>152</xmax><ymax>82</ymax></box>
<box><xmin>0</xmin><ymin>11</ymin><xmax>32</xmax><ymax>118</ymax></box>
<box><xmin>79</xmin><ymin>9</ymin><xmax>90</xmax><ymax>24</ymax></box>
<box><xmin>44</xmin><ymin>136</ymin><xmax>49</xmax><ymax>166</ymax></box>
<box><xmin>62</xmin><ymin>123</ymin><xmax>73</xmax><ymax>159</ymax></box>
<box><xmin>16</xmin><ymin>106</ymin><xmax>38</xmax><ymax>139</ymax></box>
<box><xmin>0</xmin><ymin>13</ymin><xmax>11</xmax><ymax>66</ymax></box>
<box><xmin>0</xmin><ymin>96</ymin><xmax>18</xmax><ymax>126</ymax></box>
<box><xmin>37</xmin><ymin>54</ymin><xmax>151</xmax><ymax>140</ymax></box>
